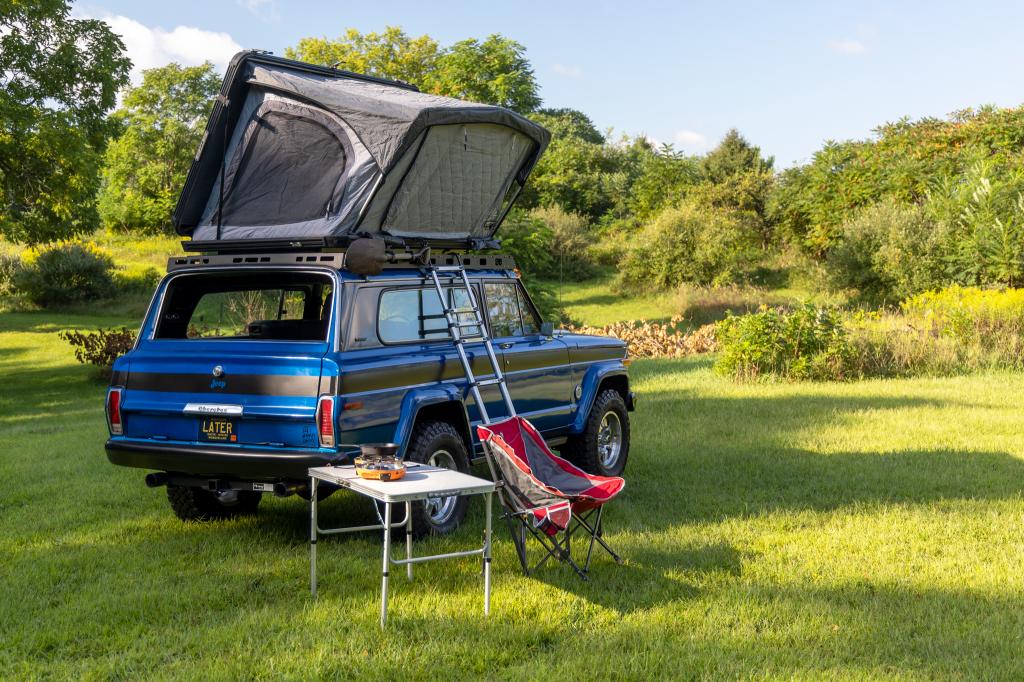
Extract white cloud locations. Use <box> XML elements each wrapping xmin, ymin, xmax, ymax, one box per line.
<box><xmin>827</xmin><ymin>38</ymin><xmax>867</xmax><ymax>55</ymax></box>
<box><xmin>552</xmin><ymin>63</ymin><xmax>582</xmax><ymax>78</ymax></box>
<box><xmin>236</xmin><ymin>0</ymin><xmax>281</xmax><ymax>24</ymax></box>
<box><xmin>673</xmin><ymin>129</ymin><xmax>709</xmax><ymax>151</ymax></box>
<box><xmin>98</xmin><ymin>14</ymin><xmax>243</xmax><ymax>84</ymax></box>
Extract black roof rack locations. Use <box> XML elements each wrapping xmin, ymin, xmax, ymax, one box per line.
<box><xmin>181</xmin><ymin>235</ymin><xmax>502</xmax><ymax>254</ymax></box>
<box><xmin>167</xmin><ymin>251</ymin><xmax>517</xmax><ymax>273</ymax></box>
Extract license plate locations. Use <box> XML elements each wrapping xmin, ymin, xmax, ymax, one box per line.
<box><xmin>199</xmin><ymin>417</ymin><xmax>238</xmax><ymax>443</ymax></box>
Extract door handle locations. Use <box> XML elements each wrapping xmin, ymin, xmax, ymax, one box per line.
<box><xmin>498</xmin><ymin>342</ymin><xmax>513</xmax><ymax>349</ymax></box>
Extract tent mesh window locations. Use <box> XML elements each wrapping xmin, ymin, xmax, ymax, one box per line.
<box><xmin>215</xmin><ymin>100</ymin><xmax>352</xmax><ymax>228</ymax></box>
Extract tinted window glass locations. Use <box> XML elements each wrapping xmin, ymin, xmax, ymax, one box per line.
<box><xmin>516</xmin><ymin>285</ymin><xmax>540</xmax><ymax>334</ymax></box>
<box><xmin>156</xmin><ymin>272</ymin><xmax>332</xmax><ymax>341</ymax></box>
<box><xmin>485</xmin><ymin>282</ymin><xmax>522</xmax><ymax>338</ymax></box>
<box><xmin>378</xmin><ymin>287</ymin><xmax>480</xmax><ymax>343</ymax></box>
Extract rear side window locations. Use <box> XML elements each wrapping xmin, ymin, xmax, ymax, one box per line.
<box><xmin>155</xmin><ymin>272</ymin><xmax>333</xmax><ymax>341</ymax></box>
<box><xmin>378</xmin><ymin>286</ymin><xmax>480</xmax><ymax>343</ymax></box>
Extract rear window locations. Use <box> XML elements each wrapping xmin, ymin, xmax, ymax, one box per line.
<box><xmin>155</xmin><ymin>272</ymin><xmax>333</xmax><ymax>341</ymax></box>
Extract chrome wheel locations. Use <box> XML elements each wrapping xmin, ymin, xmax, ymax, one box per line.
<box><xmin>597</xmin><ymin>411</ymin><xmax>623</xmax><ymax>469</ymax></box>
<box><xmin>425</xmin><ymin>449</ymin><xmax>458</xmax><ymax>524</ymax></box>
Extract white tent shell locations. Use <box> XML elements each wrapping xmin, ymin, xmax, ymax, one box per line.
<box><xmin>174</xmin><ymin>51</ymin><xmax>550</xmax><ymax>246</ymax></box>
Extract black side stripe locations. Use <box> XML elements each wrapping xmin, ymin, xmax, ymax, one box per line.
<box><xmin>126</xmin><ymin>372</ymin><xmax>321</xmax><ymax>397</ymax></box>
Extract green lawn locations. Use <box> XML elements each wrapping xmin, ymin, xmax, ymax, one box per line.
<box><xmin>4</xmin><ymin>308</ymin><xmax>1024</xmax><ymax>679</ymax></box>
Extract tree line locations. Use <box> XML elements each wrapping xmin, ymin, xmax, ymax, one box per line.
<box><xmin>5</xmin><ymin>2</ymin><xmax>1024</xmax><ymax>306</ymax></box>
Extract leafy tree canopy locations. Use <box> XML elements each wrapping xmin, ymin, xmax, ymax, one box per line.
<box><xmin>0</xmin><ymin>0</ymin><xmax>130</xmax><ymax>243</ymax></box>
<box><xmin>432</xmin><ymin>35</ymin><xmax>539</xmax><ymax>113</ymax></box>
<box><xmin>98</xmin><ymin>62</ymin><xmax>221</xmax><ymax>234</ymax></box>
<box><xmin>286</xmin><ymin>27</ymin><xmax>540</xmax><ymax>113</ymax></box>
<box><xmin>701</xmin><ymin>128</ymin><xmax>774</xmax><ymax>184</ymax></box>
<box><xmin>285</xmin><ymin>27</ymin><xmax>440</xmax><ymax>87</ymax></box>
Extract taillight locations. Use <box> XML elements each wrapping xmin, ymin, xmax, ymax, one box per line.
<box><xmin>107</xmin><ymin>388</ymin><xmax>123</xmax><ymax>435</ymax></box>
<box><xmin>316</xmin><ymin>395</ymin><xmax>335</xmax><ymax>448</ymax></box>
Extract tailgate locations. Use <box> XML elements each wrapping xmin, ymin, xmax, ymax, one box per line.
<box><xmin>120</xmin><ymin>341</ymin><xmax>329</xmax><ymax>449</ymax></box>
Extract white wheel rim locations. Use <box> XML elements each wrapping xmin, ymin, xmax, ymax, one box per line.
<box><xmin>425</xmin><ymin>449</ymin><xmax>458</xmax><ymax>524</ymax></box>
<box><xmin>597</xmin><ymin>411</ymin><xmax>623</xmax><ymax>469</ymax></box>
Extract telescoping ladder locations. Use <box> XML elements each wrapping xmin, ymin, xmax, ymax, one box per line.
<box><xmin>425</xmin><ymin>265</ymin><xmax>515</xmax><ymax>426</ymax></box>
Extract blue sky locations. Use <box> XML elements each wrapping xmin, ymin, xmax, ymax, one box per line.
<box><xmin>75</xmin><ymin>1</ymin><xmax>1024</xmax><ymax>167</ymax></box>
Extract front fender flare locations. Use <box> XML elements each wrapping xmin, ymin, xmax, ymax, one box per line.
<box><xmin>571</xmin><ymin>363</ymin><xmax>629</xmax><ymax>434</ymax></box>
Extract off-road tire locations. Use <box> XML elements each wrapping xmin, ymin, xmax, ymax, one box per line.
<box><xmin>404</xmin><ymin>421</ymin><xmax>471</xmax><ymax>538</ymax></box>
<box><xmin>563</xmin><ymin>389</ymin><xmax>630</xmax><ymax>477</ymax></box>
<box><xmin>166</xmin><ymin>484</ymin><xmax>262</xmax><ymax>522</ymax></box>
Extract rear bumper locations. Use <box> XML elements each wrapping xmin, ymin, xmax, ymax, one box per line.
<box><xmin>105</xmin><ymin>440</ymin><xmax>345</xmax><ymax>481</ymax></box>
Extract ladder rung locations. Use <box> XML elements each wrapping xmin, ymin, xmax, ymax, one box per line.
<box><xmin>474</xmin><ymin>378</ymin><xmax>504</xmax><ymax>387</ymax></box>
<box><xmin>446</xmin><ymin>307</ymin><xmax>477</xmax><ymax>315</ymax></box>
<box><xmin>432</xmin><ymin>266</ymin><xmax>466</xmax><ymax>273</ymax></box>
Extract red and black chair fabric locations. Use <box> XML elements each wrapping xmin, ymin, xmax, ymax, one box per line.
<box><xmin>477</xmin><ymin>416</ymin><xmax>625</xmax><ymax>579</ymax></box>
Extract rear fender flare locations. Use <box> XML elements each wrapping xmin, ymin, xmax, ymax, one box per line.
<box><xmin>571</xmin><ymin>364</ymin><xmax>629</xmax><ymax>434</ymax></box>
<box><xmin>392</xmin><ymin>385</ymin><xmax>470</xmax><ymax>457</ymax></box>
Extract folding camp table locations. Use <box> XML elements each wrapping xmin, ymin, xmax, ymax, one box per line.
<box><xmin>308</xmin><ymin>463</ymin><xmax>495</xmax><ymax>627</ymax></box>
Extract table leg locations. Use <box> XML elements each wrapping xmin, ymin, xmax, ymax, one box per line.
<box><xmin>380</xmin><ymin>501</ymin><xmax>392</xmax><ymax>628</ymax></box>
<box><xmin>484</xmin><ymin>491</ymin><xmax>492</xmax><ymax>616</ymax></box>
<box><xmin>405</xmin><ymin>501</ymin><xmax>413</xmax><ymax>581</ymax></box>
<box><xmin>310</xmin><ymin>477</ymin><xmax>318</xmax><ymax>599</ymax></box>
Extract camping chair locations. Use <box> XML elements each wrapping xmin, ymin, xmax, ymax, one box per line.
<box><xmin>476</xmin><ymin>416</ymin><xmax>625</xmax><ymax>580</ymax></box>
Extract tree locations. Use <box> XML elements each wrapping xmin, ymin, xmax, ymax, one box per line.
<box><xmin>0</xmin><ymin>0</ymin><xmax>130</xmax><ymax>243</ymax></box>
<box><xmin>285</xmin><ymin>27</ymin><xmax>440</xmax><ymax>86</ymax></box>
<box><xmin>431</xmin><ymin>35</ymin><xmax>539</xmax><ymax>113</ymax></box>
<box><xmin>519</xmin><ymin>108</ymin><xmax>619</xmax><ymax>218</ymax></box>
<box><xmin>286</xmin><ymin>28</ymin><xmax>540</xmax><ymax>113</ymax></box>
<box><xmin>98</xmin><ymin>63</ymin><xmax>221</xmax><ymax>233</ymax></box>
<box><xmin>701</xmin><ymin>128</ymin><xmax>774</xmax><ymax>183</ymax></box>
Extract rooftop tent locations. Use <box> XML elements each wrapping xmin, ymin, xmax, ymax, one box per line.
<box><xmin>173</xmin><ymin>51</ymin><xmax>550</xmax><ymax>246</ymax></box>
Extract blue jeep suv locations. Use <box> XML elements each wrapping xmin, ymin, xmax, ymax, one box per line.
<box><xmin>105</xmin><ymin>250</ymin><xmax>635</xmax><ymax>534</ymax></box>
<box><xmin>102</xmin><ymin>50</ymin><xmax>635</xmax><ymax>535</ymax></box>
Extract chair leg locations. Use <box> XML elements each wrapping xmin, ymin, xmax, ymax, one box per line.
<box><xmin>574</xmin><ymin>507</ymin><xmax>623</xmax><ymax>565</ymax></box>
<box><xmin>505</xmin><ymin>514</ymin><xmax>530</xmax><ymax>575</ymax></box>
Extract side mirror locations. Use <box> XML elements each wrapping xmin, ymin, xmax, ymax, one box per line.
<box><xmin>540</xmin><ymin>322</ymin><xmax>554</xmax><ymax>337</ymax></box>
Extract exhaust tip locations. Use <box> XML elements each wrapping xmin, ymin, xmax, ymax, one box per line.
<box><xmin>144</xmin><ymin>472</ymin><xmax>168</xmax><ymax>488</ymax></box>
<box><xmin>273</xmin><ymin>482</ymin><xmax>295</xmax><ymax>498</ymax></box>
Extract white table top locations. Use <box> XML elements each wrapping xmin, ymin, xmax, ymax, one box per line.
<box><xmin>308</xmin><ymin>463</ymin><xmax>495</xmax><ymax>503</ymax></box>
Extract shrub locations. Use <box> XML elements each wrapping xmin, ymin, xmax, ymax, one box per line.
<box><xmin>827</xmin><ymin>200</ymin><xmax>945</xmax><ymax>303</ymax></box>
<box><xmin>59</xmin><ymin>327</ymin><xmax>136</xmax><ymax>379</ymax></box>
<box><xmin>13</xmin><ymin>243</ymin><xmax>116</xmax><ymax>307</ymax></box>
<box><xmin>714</xmin><ymin>305</ymin><xmax>855</xmax><ymax>381</ymax></box>
<box><xmin>114</xmin><ymin>266</ymin><xmax>161</xmax><ymax>295</ymax></box>
<box><xmin>529</xmin><ymin>205</ymin><xmax>597</xmax><ymax>280</ymax></box>
<box><xmin>0</xmin><ymin>253</ymin><xmax>21</xmax><ymax>295</ymax></box>
<box><xmin>618</xmin><ymin>201</ymin><xmax>758</xmax><ymax>291</ymax></box>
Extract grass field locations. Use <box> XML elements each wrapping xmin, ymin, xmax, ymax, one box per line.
<box><xmin>4</xmin><ymin>306</ymin><xmax>1024</xmax><ymax>679</ymax></box>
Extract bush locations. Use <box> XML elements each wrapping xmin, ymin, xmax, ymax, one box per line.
<box><xmin>13</xmin><ymin>243</ymin><xmax>116</xmax><ymax>307</ymax></box>
<box><xmin>714</xmin><ymin>305</ymin><xmax>855</xmax><ymax>381</ymax></box>
<box><xmin>827</xmin><ymin>200</ymin><xmax>945</xmax><ymax>303</ymax></box>
<box><xmin>114</xmin><ymin>266</ymin><xmax>161</xmax><ymax>295</ymax></box>
<box><xmin>529</xmin><ymin>205</ymin><xmax>598</xmax><ymax>280</ymax></box>
<box><xmin>618</xmin><ymin>201</ymin><xmax>758</xmax><ymax>291</ymax></box>
<box><xmin>59</xmin><ymin>327</ymin><xmax>136</xmax><ymax>379</ymax></box>
<box><xmin>0</xmin><ymin>253</ymin><xmax>21</xmax><ymax>295</ymax></box>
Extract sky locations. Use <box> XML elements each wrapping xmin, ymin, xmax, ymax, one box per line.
<box><xmin>73</xmin><ymin>0</ymin><xmax>1024</xmax><ymax>168</ymax></box>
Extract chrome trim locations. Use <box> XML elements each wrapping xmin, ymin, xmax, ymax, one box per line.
<box><xmin>183</xmin><ymin>403</ymin><xmax>244</xmax><ymax>416</ymax></box>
